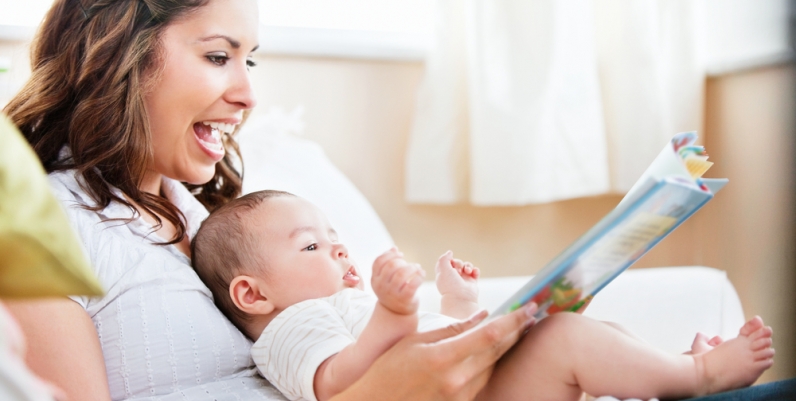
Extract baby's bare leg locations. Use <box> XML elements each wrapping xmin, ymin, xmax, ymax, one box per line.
<box><xmin>476</xmin><ymin>313</ymin><xmax>773</xmax><ymax>401</ymax></box>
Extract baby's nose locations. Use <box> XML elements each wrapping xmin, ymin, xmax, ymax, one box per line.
<box><xmin>333</xmin><ymin>243</ymin><xmax>349</xmax><ymax>259</ymax></box>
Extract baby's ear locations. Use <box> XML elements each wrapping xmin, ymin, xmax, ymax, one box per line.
<box><xmin>230</xmin><ymin>276</ymin><xmax>275</xmax><ymax>316</ymax></box>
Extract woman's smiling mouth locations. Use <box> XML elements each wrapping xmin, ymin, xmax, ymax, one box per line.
<box><xmin>194</xmin><ymin>121</ymin><xmax>233</xmax><ymax>161</ymax></box>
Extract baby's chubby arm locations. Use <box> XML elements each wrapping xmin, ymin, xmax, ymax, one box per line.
<box><xmin>314</xmin><ymin>248</ymin><xmax>424</xmax><ymax>401</ymax></box>
<box><xmin>436</xmin><ymin>251</ymin><xmax>480</xmax><ymax>319</ymax></box>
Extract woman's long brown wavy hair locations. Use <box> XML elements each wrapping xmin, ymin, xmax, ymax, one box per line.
<box><xmin>3</xmin><ymin>0</ymin><xmax>244</xmax><ymax>245</ymax></box>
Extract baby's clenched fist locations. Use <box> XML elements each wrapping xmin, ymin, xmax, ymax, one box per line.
<box><xmin>371</xmin><ymin>247</ymin><xmax>426</xmax><ymax>315</ymax></box>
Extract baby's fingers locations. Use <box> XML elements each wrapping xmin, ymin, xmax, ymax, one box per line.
<box><xmin>373</xmin><ymin>247</ymin><xmax>403</xmax><ymax>277</ymax></box>
<box><xmin>461</xmin><ymin>262</ymin><xmax>473</xmax><ymax>275</ymax></box>
<box><xmin>391</xmin><ymin>262</ymin><xmax>425</xmax><ymax>290</ymax></box>
<box><xmin>402</xmin><ymin>268</ymin><xmax>425</xmax><ymax>296</ymax></box>
<box><xmin>436</xmin><ymin>251</ymin><xmax>454</xmax><ymax>273</ymax></box>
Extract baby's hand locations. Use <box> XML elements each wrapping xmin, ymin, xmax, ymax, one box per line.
<box><xmin>371</xmin><ymin>248</ymin><xmax>426</xmax><ymax>315</ymax></box>
<box><xmin>435</xmin><ymin>250</ymin><xmax>479</xmax><ymax>304</ymax></box>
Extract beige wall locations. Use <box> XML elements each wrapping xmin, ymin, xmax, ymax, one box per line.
<box><xmin>701</xmin><ymin>64</ymin><xmax>795</xmax><ymax>383</ymax></box>
<box><xmin>2</xmin><ymin>39</ymin><xmax>793</xmax><ymax>381</ymax></box>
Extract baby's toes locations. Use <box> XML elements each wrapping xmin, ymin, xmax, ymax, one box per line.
<box><xmin>751</xmin><ymin>336</ymin><xmax>773</xmax><ymax>352</ymax></box>
<box><xmin>708</xmin><ymin>335</ymin><xmax>724</xmax><ymax>346</ymax></box>
<box><xmin>754</xmin><ymin>347</ymin><xmax>775</xmax><ymax>362</ymax></box>
<box><xmin>739</xmin><ymin>316</ymin><xmax>765</xmax><ymax>337</ymax></box>
<box><xmin>689</xmin><ymin>332</ymin><xmax>712</xmax><ymax>354</ymax></box>
<box><xmin>748</xmin><ymin>326</ymin><xmax>774</xmax><ymax>342</ymax></box>
<box><xmin>757</xmin><ymin>358</ymin><xmax>775</xmax><ymax>371</ymax></box>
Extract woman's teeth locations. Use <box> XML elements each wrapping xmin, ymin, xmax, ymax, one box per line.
<box><xmin>201</xmin><ymin>121</ymin><xmax>237</xmax><ymax>135</ymax></box>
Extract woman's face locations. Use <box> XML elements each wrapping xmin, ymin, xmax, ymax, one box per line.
<box><xmin>144</xmin><ymin>0</ymin><xmax>259</xmax><ymax>186</ymax></box>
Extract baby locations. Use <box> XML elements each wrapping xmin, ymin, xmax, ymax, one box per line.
<box><xmin>191</xmin><ymin>190</ymin><xmax>775</xmax><ymax>401</ymax></box>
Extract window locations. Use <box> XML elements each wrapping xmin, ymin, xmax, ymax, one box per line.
<box><xmin>0</xmin><ymin>0</ymin><xmax>791</xmax><ymax>68</ymax></box>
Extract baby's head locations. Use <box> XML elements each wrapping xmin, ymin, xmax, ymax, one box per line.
<box><xmin>192</xmin><ymin>190</ymin><xmax>363</xmax><ymax>338</ymax></box>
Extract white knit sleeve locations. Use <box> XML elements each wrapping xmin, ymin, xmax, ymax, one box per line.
<box><xmin>251</xmin><ymin>299</ymin><xmax>355</xmax><ymax>401</ymax></box>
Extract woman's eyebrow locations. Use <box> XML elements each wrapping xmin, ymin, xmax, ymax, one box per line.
<box><xmin>200</xmin><ymin>34</ymin><xmax>240</xmax><ymax>48</ymax></box>
<box><xmin>199</xmin><ymin>34</ymin><xmax>259</xmax><ymax>52</ymax></box>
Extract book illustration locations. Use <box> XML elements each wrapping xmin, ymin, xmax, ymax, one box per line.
<box><xmin>488</xmin><ymin>132</ymin><xmax>727</xmax><ymax>322</ymax></box>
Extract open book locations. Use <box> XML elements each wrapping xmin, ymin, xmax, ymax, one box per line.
<box><xmin>488</xmin><ymin>132</ymin><xmax>727</xmax><ymax>321</ymax></box>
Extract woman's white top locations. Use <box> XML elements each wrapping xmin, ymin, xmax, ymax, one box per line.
<box><xmin>49</xmin><ymin>169</ymin><xmax>287</xmax><ymax>401</ymax></box>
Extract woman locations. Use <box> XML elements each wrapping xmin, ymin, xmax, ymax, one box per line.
<box><xmin>4</xmin><ymin>1</ymin><xmax>794</xmax><ymax>400</ymax></box>
<box><xmin>4</xmin><ymin>0</ymin><xmax>533</xmax><ymax>400</ymax></box>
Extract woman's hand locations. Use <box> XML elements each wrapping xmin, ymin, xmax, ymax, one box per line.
<box><xmin>332</xmin><ymin>303</ymin><xmax>538</xmax><ymax>401</ymax></box>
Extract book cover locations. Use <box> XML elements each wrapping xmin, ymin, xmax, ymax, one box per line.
<box><xmin>488</xmin><ymin>132</ymin><xmax>727</xmax><ymax>321</ymax></box>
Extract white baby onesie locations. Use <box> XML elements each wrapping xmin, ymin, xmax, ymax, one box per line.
<box><xmin>251</xmin><ymin>288</ymin><xmax>456</xmax><ymax>401</ymax></box>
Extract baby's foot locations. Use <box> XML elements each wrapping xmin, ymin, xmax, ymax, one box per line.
<box><xmin>435</xmin><ymin>251</ymin><xmax>479</xmax><ymax>302</ymax></box>
<box><xmin>693</xmin><ymin>316</ymin><xmax>774</xmax><ymax>395</ymax></box>
<box><xmin>685</xmin><ymin>332</ymin><xmax>724</xmax><ymax>355</ymax></box>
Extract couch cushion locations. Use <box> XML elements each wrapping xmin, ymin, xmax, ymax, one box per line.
<box><xmin>418</xmin><ymin>266</ymin><xmax>744</xmax><ymax>354</ymax></box>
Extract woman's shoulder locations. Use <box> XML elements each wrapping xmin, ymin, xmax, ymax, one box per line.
<box><xmin>48</xmin><ymin>169</ymin><xmax>96</xmax><ymax>208</ymax></box>
<box><xmin>47</xmin><ymin>170</ymin><xmax>156</xmax><ymax>283</ymax></box>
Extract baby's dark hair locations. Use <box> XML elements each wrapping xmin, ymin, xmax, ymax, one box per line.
<box><xmin>191</xmin><ymin>189</ymin><xmax>295</xmax><ymax>334</ymax></box>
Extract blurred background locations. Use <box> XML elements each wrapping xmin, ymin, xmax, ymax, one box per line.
<box><xmin>1</xmin><ymin>0</ymin><xmax>793</xmax><ymax>383</ymax></box>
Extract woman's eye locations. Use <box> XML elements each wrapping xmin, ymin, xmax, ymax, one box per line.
<box><xmin>206</xmin><ymin>54</ymin><xmax>229</xmax><ymax>66</ymax></box>
<box><xmin>304</xmin><ymin>244</ymin><xmax>317</xmax><ymax>251</ymax></box>
<box><xmin>246</xmin><ymin>58</ymin><xmax>257</xmax><ymax>68</ymax></box>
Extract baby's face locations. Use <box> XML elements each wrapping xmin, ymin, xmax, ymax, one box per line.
<box><xmin>249</xmin><ymin>196</ymin><xmax>364</xmax><ymax>310</ymax></box>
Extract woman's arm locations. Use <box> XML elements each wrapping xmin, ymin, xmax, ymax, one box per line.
<box><xmin>6</xmin><ymin>298</ymin><xmax>112</xmax><ymax>401</ymax></box>
<box><xmin>330</xmin><ymin>304</ymin><xmax>537</xmax><ymax>401</ymax></box>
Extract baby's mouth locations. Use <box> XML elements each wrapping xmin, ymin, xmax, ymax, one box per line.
<box><xmin>342</xmin><ymin>265</ymin><xmax>360</xmax><ymax>286</ymax></box>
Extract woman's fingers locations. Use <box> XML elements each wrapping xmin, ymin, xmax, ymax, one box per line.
<box><xmin>418</xmin><ymin>303</ymin><xmax>536</xmax><ymax>363</ymax></box>
<box><xmin>442</xmin><ymin>303</ymin><xmax>536</xmax><ymax>362</ymax></box>
<box><xmin>406</xmin><ymin>305</ymin><xmax>535</xmax><ymax>399</ymax></box>
<box><xmin>413</xmin><ymin>309</ymin><xmax>489</xmax><ymax>343</ymax></box>
<box><xmin>340</xmin><ymin>305</ymin><xmax>535</xmax><ymax>401</ymax></box>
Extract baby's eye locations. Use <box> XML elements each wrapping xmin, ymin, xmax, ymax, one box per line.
<box><xmin>206</xmin><ymin>53</ymin><xmax>229</xmax><ymax>66</ymax></box>
<box><xmin>304</xmin><ymin>244</ymin><xmax>317</xmax><ymax>251</ymax></box>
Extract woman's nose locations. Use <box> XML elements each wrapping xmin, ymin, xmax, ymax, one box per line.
<box><xmin>225</xmin><ymin>63</ymin><xmax>257</xmax><ymax>110</ymax></box>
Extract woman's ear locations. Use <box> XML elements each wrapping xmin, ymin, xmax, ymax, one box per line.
<box><xmin>229</xmin><ymin>275</ymin><xmax>275</xmax><ymax>316</ymax></box>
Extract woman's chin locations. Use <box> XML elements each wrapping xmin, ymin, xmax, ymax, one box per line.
<box><xmin>181</xmin><ymin>165</ymin><xmax>218</xmax><ymax>186</ymax></box>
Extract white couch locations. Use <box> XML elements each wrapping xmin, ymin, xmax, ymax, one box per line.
<box><xmin>238</xmin><ymin>112</ymin><xmax>746</xmax><ymax>357</ymax></box>
<box><xmin>419</xmin><ymin>267</ymin><xmax>744</xmax><ymax>354</ymax></box>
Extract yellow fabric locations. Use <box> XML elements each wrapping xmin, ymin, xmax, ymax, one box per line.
<box><xmin>0</xmin><ymin>113</ymin><xmax>103</xmax><ymax>298</ymax></box>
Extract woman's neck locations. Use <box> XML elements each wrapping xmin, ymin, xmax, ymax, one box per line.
<box><xmin>140</xmin><ymin>171</ymin><xmax>163</xmax><ymax>196</ymax></box>
<box><xmin>134</xmin><ymin>171</ymin><xmax>192</xmax><ymax>257</ymax></box>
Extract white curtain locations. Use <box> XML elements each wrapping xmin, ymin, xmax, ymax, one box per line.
<box><xmin>406</xmin><ymin>0</ymin><xmax>705</xmax><ymax>205</ymax></box>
